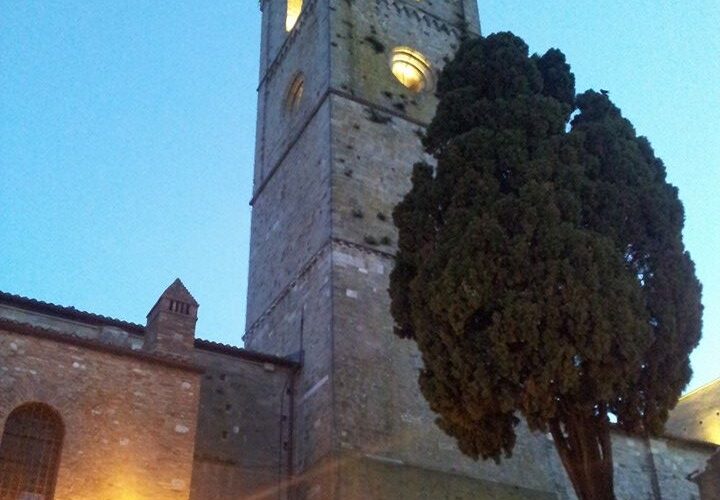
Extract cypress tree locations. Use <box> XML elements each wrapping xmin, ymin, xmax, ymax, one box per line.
<box><xmin>389</xmin><ymin>33</ymin><xmax>702</xmax><ymax>499</ymax></box>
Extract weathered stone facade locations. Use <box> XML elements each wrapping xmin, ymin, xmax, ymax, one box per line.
<box><xmin>0</xmin><ymin>288</ymin><xmax>301</xmax><ymax>500</ymax></box>
<box><xmin>666</xmin><ymin>379</ymin><xmax>720</xmax><ymax>447</ymax></box>
<box><xmin>0</xmin><ymin>318</ymin><xmax>201</xmax><ymax>500</ymax></box>
<box><xmin>190</xmin><ymin>343</ymin><xmax>297</xmax><ymax>499</ymax></box>
<box><xmin>0</xmin><ymin>286</ymin><xmax>714</xmax><ymax>500</ymax></box>
<box><xmin>244</xmin><ymin>0</ymin><xmax>717</xmax><ymax>498</ymax></box>
<box><xmin>1</xmin><ymin>2</ymin><xmax>717</xmax><ymax>499</ymax></box>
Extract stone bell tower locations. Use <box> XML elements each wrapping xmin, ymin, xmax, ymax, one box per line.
<box><xmin>244</xmin><ymin>0</ymin><xmax>562</xmax><ymax>498</ymax></box>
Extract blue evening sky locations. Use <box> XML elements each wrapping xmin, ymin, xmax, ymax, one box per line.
<box><xmin>1</xmin><ymin>2</ymin><xmax>718</xmax><ymax>391</ymax></box>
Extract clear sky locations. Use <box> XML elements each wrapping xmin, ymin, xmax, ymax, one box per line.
<box><xmin>1</xmin><ymin>1</ymin><xmax>718</xmax><ymax>391</ymax></box>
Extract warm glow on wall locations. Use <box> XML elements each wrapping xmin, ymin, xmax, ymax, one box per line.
<box><xmin>390</xmin><ymin>47</ymin><xmax>433</xmax><ymax>93</ymax></box>
<box><xmin>286</xmin><ymin>0</ymin><xmax>303</xmax><ymax>32</ymax></box>
<box><xmin>701</xmin><ymin>420</ymin><xmax>720</xmax><ymax>445</ymax></box>
<box><xmin>93</xmin><ymin>468</ymin><xmax>146</xmax><ymax>500</ymax></box>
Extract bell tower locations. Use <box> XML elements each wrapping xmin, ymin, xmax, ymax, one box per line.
<box><xmin>244</xmin><ymin>1</ymin><xmax>562</xmax><ymax>498</ymax></box>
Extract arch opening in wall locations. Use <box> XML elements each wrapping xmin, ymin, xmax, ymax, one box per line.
<box><xmin>390</xmin><ymin>47</ymin><xmax>434</xmax><ymax>93</ymax></box>
<box><xmin>0</xmin><ymin>403</ymin><xmax>64</xmax><ymax>499</ymax></box>
<box><xmin>286</xmin><ymin>0</ymin><xmax>303</xmax><ymax>32</ymax></box>
<box><xmin>286</xmin><ymin>73</ymin><xmax>305</xmax><ymax>113</ymax></box>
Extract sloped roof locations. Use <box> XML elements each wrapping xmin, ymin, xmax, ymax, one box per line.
<box><xmin>159</xmin><ymin>278</ymin><xmax>199</xmax><ymax>306</ymax></box>
<box><xmin>0</xmin><ymin>288</ymin><xmax>297</xmax><ymax>369</ymax></box>
<box><xmin>0</xmin><ymin>290</ymin><xmax>145</xmax><ymax>333</ymax></box>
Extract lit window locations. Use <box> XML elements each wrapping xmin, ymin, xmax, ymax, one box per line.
<box><xmin>390</xmin><ymin>47</ymin><xmax>434</xmax><ymax>93</ymax></box>
<box><xmin>286</xmin><ymin>73</ymin><xmax>305</xmax><ymax>112</ymax></box>
<box><xmin>0</xmin><ymin>403</ymin><xmax>64</xmax><ymax>499</ymax></box>
<box><xmin>286</xmin><ymin>0</ymin><xmax>303</xmax><ymax>32</ymax></box>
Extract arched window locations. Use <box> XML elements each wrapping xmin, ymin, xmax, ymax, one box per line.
<box><xmin>286</xmin><ymin>73</ymin><xmax>305</xmax><ymax>113</ymax></box>
<box><xmin>390</xmin><ymin>46</ymin><xmax>434</xmax><ymax>93</ymax></box>
<box><xmin>286</xmin><ymin>0</ymin><xmax>303</xmax><ymax>32</ymax></box>
<box><xmin>0</xmin><ymin>403</ymin><xmax>64</xmax><ymax>499</ymax></box>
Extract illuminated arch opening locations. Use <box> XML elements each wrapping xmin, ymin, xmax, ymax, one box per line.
<box><xmin>286</xmin><ymin>73</ymin><xmax>305</xmax><ymax>112</ymax></box>
<box><xmin>286</xmin><ymin>0</ymin><xmax>303</xmax><ymax>32</ymax></box>
<box><xmin>0</xmin><ymin>403</ymin><xmax>64</xmax><ymax>499</ymax></box>
<box><xmin>390</xmin><ymin>47</ymin><xmax>434</xmax><ymax>93</ymax></box>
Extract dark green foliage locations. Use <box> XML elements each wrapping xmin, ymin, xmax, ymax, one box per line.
<box><xmin>390</xmin><ymin>33</ymin><xmax>702</xmax><ymax>499</ymax></box>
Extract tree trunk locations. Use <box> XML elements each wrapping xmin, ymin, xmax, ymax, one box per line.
<box><xmin>549</xmin><ymin>410</ymin><xmax>616</xmax><ymax>500</ymax></box>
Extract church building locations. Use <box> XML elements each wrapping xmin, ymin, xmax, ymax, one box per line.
<box><xmin>1</xmin><ymin>1</ymin><xmax>717</xmax><ymax>499</ymax></box>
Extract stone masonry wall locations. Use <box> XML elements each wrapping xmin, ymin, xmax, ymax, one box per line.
<box><xmin>330</xmin><ymin>0</ymin><xmax>467</xmax><ymax>126</ymax></box>
<box><xmin>0</xmin><ymin>326</ymin><xmax>200</xmax><ymax>500</ymax></box>
<box><xmin>650</xmin><ymin>437</ymin><xmax>711</xmax><ymax>499</ymax></box>
<box><xmin>255</xmin><ymin>0</ymin><xmax>330</xmax><ymax>186</ymax></box>
<box><xmin>0</xmin><ymin>303</ymin><xmax>143</xmax><ymax>349</ymax></box>
<box><xmin>330</xmin><ymin>241</ymin><xmax>564</xmax><ymax>496</ymax></box>
<box><xmin>665</xmin><ymin>381</ymin><xmax>720</xmax><ymax>446</ymax></box>
<box><xmin>189</xmin><ymin>349</ymin><xmax>295</xmax><ymax>500</ymax></box>
<box><xmin>338</xmin><ymin>453</ymin><xmax>556</xmax><ymax>500</ymax></box>
<box><xmin>330</xmin><ymin>95</ymin><xmax>429</xmax><ymax>252</ymax></box>
<box><xmin>245</xmin><ymin>248</ymin><xmax>338</xmax><ymax>497</ymax></box>
<box><xmin>246</xmin><ymin>0</ymin><xmax>714</xmax><ymax>498</ymax></box>
<box><xmin>324</xmin><ymin>2</ymin><xmax>564</xmax><ymax>493</ymax></box>
<box><xmin>246</xmin><ymin>100</ymin><xmax>333</xmax><ymax>328</ymax></box>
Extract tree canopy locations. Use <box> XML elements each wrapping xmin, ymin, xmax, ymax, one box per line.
<box><xmin>389</xmin><ymin>32</ymin><xmax>702</xmax><ymax>499</ymax></box>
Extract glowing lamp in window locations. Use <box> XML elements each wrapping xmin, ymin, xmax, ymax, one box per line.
<box><xmin>286</xmin><ymin>0</ymin><xmax>303</xmax><ymax>32</ymax></box>
<box><xmin>390</xmin><ymin>47</ymin><xmax>434</xmax><ymax>93</ymax></box>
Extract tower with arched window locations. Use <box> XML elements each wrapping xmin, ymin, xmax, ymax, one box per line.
<box><xmin>243</xmin><ymin>1</ymin><xmax>567</xmax><ymax>498</ymax></box>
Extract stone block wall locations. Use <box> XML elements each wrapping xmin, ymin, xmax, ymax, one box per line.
<box><xmin>649</xmin><ymin>438</ymin><xmax>711</xmax><ymax>499</ymax></box>
<box><xmin>246</xmin><ymin>101</ymin><xmax>333</xmax><ymax>328</ymax></box>
<box><xmin>665</xmin><ymin>380</ymin><xmax>720</xmax><ymax>446</ymax></box>
<box><xmin>189</xmin><ymin>348</ymin><xmax>296</xmax><ymax>499</ymax></box>
<box><xmin>255</xmin><ymin>0</ymin><xmax>330</xmax><ymax>188</ymax></box>
<box><xmin>245</xmin><ymin>0</ymin><xmax>714</xmax><ymax>498</ymax></box>
<box><xmin>330</xmin><ymin>95</ymin><xmax>430</xmax><ymax>251</ymax></box>
<box><xmin>245</xmin><ymin>248</ymin><xmax>338</xmax><ymax>493</ymax></box>
<box><xmin>0</xmin><ymin>301</ymin><xmax>143</xmax><ymax>348</ymax></box>
<box><xmin>330</xmin><ymin>0</ymin><xmax>469</xmax><ymax>125</ymax></box>
<box><xmin>0</xmin><ymin>323</ymin><xmax>200</xmax><ymax>500</ymax></box>
<box><xmin>330</xmin><ymin>241</ymin><xmax>567</xmax><ymax>496</ymax></box>
<box><xmin>338</xmin><ymin>453</ymin><xmax>556</xmax><ymax>500</ymax></box>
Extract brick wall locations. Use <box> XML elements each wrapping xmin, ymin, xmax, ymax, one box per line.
<box><xmin>0</xmin><ymin>324</ymin><xmax>200</xmax><ymax>500</ymax></box>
